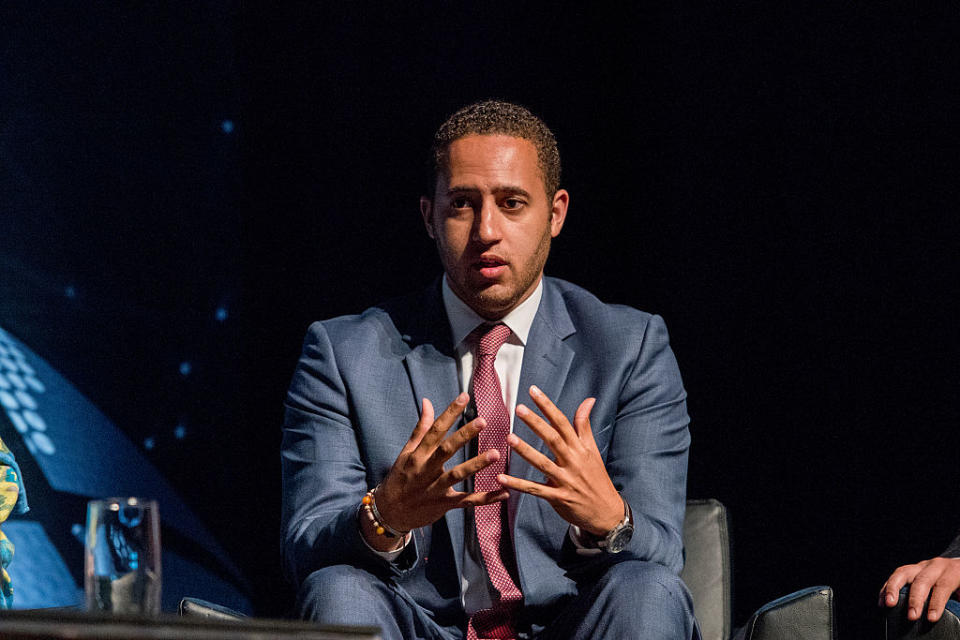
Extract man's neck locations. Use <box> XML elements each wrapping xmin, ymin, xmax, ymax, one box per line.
<box><xmin>441</xmin><ymin>275</ymin><xmax>544</xmax><ymax>350</ymax></box>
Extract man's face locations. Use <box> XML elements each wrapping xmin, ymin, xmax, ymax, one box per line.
<box><xmin>421</xmin><ymin>134</ymin><xmax>568</xmax><ymax>320</ymax></box>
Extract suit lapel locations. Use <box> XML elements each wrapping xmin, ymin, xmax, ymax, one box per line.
<box><xmin>398</xmin><ymin>280</ymin><xmax>467</xmax><ymax>576</ymax></box>
<box><xmin>508</xmin><ymin>278</ymin><xmax>576</xmax><ymax>531</ymax></box>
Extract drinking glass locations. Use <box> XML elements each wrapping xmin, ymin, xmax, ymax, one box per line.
<box><xmin>84</xmin><ymin>497</ymin><xmax>161</xmax><ymax>615</ymax></box>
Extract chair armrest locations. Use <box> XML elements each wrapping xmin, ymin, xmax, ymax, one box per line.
<box><xmin>882</xmin><ymin>586</ymin><xmax>960</xmax><ymax>639</ymax></box>
<box><xmin>179</xmin><ymin>597</ymin><xmax>246</xmax><ymax>621</ymax></box>
<box><xmin>732</xmin><ymin>586</ymin><xmax>836</xmax><ymax>640</ymax></box>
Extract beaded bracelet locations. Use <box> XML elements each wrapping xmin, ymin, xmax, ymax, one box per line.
<box><xmin>361</xmin><ymin>486</ymin><xmax>409</xmax><ymax>538</ymax></box>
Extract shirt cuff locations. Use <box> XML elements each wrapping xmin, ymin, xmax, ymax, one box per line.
<box><xmin>357</xmin><ymin>506</ymin><xmax>411</xmax><ymax>561</ymax></box>
<box><xmin>568</xmin><ymin>524</ymin><xmax>602</xmax><ymax>556</ymax></box>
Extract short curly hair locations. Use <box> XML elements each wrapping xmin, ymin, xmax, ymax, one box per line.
<box><xmin>428</xmin><ymin>100</ymin><xmax>561</xmax><ymax>198</ymax></box>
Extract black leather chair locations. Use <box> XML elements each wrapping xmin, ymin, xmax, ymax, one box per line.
<box><xmin>182</xmin><ymin>499</ymin><xmax>838</xmax><ymax>640</ymax></box>
<box><xmin>681</xmin><ymin>499</ymin><xmax>837</xmax><ymax>640</ymax></box>
<box><xmin>882</xmin><ymin>586</ymin><xmax>960</xmax><ymax>639</ymax></box>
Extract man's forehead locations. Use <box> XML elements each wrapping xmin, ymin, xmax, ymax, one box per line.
<box><xmin>438</xmin><ymin>134</ymin><xmax>544</xmax><ymax>189</ymax></box>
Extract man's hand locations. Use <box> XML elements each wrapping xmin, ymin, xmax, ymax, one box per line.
<box><xmin>498</xmin><ymin>386</ymin><xmax>623</xmax><ymax>536</ymax></box>
<box><xmin>365</xmin><ymin>393</ymin><xmax>508</xmax><ymax>551</ymax></box>
<box><xmin>880</xmin><ymin>557</ymin><xmax>960</xmax><ymax>622</ymax></box>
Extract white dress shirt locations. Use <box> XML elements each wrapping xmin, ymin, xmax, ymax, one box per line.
<box><xmin>441</xmin><ymin>275</ymin><xmax>543</xmax><ymax>615</ymax></box>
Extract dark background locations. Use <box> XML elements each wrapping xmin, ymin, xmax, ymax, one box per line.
<box><xmin>3</xmin><ymin>1</ymin><xmax>959</xmax><ymax>633</ymax></box>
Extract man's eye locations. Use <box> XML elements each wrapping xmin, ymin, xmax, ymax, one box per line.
<box><xmin>451</xmin><ymin>197</ymin><xmax>473</xmax><ymax>209</ymax></box>
<box><xmin>503</xmin><ymin>198</ymin><xmax>524</xmax><ymax>210</ymax></box>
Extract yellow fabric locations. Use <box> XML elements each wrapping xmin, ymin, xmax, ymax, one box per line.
<box><xmin>0</xmin><ymin>436</ymin><xmax>19</xmax><ymax>607</ymax></box>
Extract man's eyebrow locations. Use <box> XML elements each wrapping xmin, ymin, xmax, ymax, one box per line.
<box><xmin>445</xmin><ymin>185</ymin><xmax>533</xmax><ymax>198</ymax></box>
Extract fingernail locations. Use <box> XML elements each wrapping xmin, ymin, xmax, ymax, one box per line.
<box><xmin>530</xmin><ymin>385</ymin><xmax>541</xmax><ymax>396</ymax></box>
<box><xmin>486</xmin><ymin>450</ymin><xmax>500</xmax><ymax>462</ymax></box>
<box><xmin>457</xmin><ymin>393</ymin><xmax>468</xmax><ymax>405</ymax></box>
<box><xmin>909</xmin><ymin>607</ymin><xmax>918</xmax><ymax>619</ymax></box>
<box><xmin>516</xmin><ymin>404</ymin><xmax>527</xmax><ymax>415</ymax></box>
<box><xmin>506</xmin><ymin>433</ymin><xmax>517</xmax><ymax>445</ymax></box>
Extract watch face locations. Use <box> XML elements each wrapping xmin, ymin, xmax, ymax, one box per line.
<box><xmin>607</xmin><ymin>525</ymin><xmax>634</xmax><ymax>553</ymax></box>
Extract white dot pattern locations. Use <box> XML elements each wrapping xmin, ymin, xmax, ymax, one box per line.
<box><xmin>0</xmin><ymin>329</ymin><xmax>54</xmax><ymax>455</ymax></box>
<box><xmin>468</xmin><ymin>323</ymin><xmax>521</xmax><ymax>640</ymax></box>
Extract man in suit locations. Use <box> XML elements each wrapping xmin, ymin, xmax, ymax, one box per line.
<box><xmin>281</xmin><ymin>100</ymin><xmax>696</xmax><ymax>639</ymax></box>
<box><xmin>880</xmin><ymin>533</ymin><xmax>960</xmax><ymax>623</ymax></box>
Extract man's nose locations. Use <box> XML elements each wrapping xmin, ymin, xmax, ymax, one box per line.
<box><xmin>472</xmin><ymin>198</ymin><xmax>503</xmax><ymax>244</ymax></box>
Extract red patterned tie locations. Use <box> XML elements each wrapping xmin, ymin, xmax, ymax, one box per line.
<box><xmin>468</xmin><ymin>323</ymin><xmax>522</xmax><ymax>640</ymax></box>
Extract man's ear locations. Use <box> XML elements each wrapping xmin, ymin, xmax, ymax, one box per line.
<box><xmin>419</xmin><ymin>196</ymin><xmax>435</xmax><ymax>239</ymax></box>
<box><xmin>549</xmin><ymin>189</ymin><xmax>569</xmax><ymax>238</ymax></box>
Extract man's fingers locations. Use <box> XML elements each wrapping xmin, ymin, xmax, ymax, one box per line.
<box><xmin>880</xmin><ymin>582</ymin><xmax>901</xmax><ymax>607</ymax></box>
<box><xmin>879</xmin><ymin>559</ymin><xmax>960</xmax><ymax>619</ymax></box>
<box><xmin>418</xmin><ymin>392</ymin><xmax>469</xmax><ymax>451</ymax></box>
<box><xmin>516</xmin><ymin>403</ymin><xmax>572</xmax><ymax>463</ymax></box>
<box><xmin>439</xmin><ymin>448</ymin><xmax>500</xmax><ymax>488</ymax></box>
<box><xmin>927</xmin><ymin>583</ymin><xmax>952</xmax><ymax>622</ymax></box>
<box><xmin>908</xmin><ymin>576</ymin><xmax>936</xmax><ymax>621</ymax></box>
<box><xmin>926</xmin><ymin>559</ymin><xmax>960</xmax><ymax>621</ymax></box>
<box><xmin>431</xmin><ymin>417</ymin><xmax>485</xmax><ymax>465</ymax></box>
<box><xmin>403</xmin><ymin>397</ymin><xmax>434</xmax><ymax>453</ymax></box>
<box><xmin>880</xmin><ymin>564</ymin><xmax>920</xmax><ymax>607</ymax></box>
<box><xmin>496</xmin><ymin>472</ymin><xmax>560</xmax><ymax>501</ymax></box>
<box><xmin>507</xmin><ymin>432</ymin><xmax>563</xmax><ymax>482</ymax></box>
<box><xmin>528</xmin><ymin>386</ymin><xmax>579</xmax><ymax>446</ymax></box>
<box><xmin>573</xmin><ymin>397</ymin><xmax>596</xmax><ymax>442</ymax></box>
<box><xmin>455</xmin><ymin>489</ymin><xmax>509</xmax><ymax>508</ymax></box>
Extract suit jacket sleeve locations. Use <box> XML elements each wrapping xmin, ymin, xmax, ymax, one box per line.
<box><xmin>944</xmin><ymin>531</ymin><xmax>960</xmax><ymax>558</ymax></box>
<box><xmin>280</xmin><ymin>321</ymin><xmax>415</xmax><ymax>587</ymax></box>
<box><xmin>606</xmin><ymin>312</ymin><xmax>690</xmax><ymax>574</ymax></box>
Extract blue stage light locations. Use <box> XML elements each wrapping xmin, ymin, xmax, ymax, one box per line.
<box><xmin>220</xmin><ymin>120</ymin><xmax>234</xmax><ymax>134</ymax></box>
<box><xmin>143</xmin><ymin>436</ymin><xmax>155</xmax><ymax>450</ymax></box>
<box><xmin>22</xmin><ymin>410</ymin><xmax>46</xmax><ymax>432</ymax></box>
<box><xmin>25</xmin><ymin>375</ymin><xmax>45</xmax><ymax>393</ymax></box>
<box><xmin>0</xmin><ymin>391</ymin><xmax>17</xmax><ymax>410</ymax></box>
<box><xmin>174</xmin><ymin>424</ymin><xmax>186</xmax><ymax>440</ymax></box>
<box><xmin>8</xmin><ymin>412</ymin><xmax>27</xmax><ymax>434</ymax></box>
<box><xmin>179</xmin><ymin>361</ymin><xmax>192</xmax><ymax>376</ymax></box>
<box><xmin>64</xmin><ymin>286</ymin><xmax>76</xmax><ymax>299</ymax></box>
<box><xmin>6</xmin><ymin>372</ymin><xmax>25</xmax><ymax>390</ymax></box>
<box><xmin>15</xmin><ymin>390</ymin><xmax>37</xmax><ymax>411</ymax></box>
<box><xmin>215</xmin><ymin>307</ymin><xmax>228</xmax><ymax>322</ymax></box>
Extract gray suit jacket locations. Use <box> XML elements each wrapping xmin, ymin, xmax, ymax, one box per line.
<box><xmin>280</xmin><ymin>277</ymin><xmax>691</xmax><ymax>621</ymax></box>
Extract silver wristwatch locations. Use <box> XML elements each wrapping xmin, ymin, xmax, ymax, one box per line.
<box><xmin>596</xmin><ymin>495</ymin><xmax>634</xmax><ymax>554</ymax></box>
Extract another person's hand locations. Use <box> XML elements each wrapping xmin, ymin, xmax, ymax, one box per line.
<box><xmin>366</xmin><ymin>393</ymin><xmax>508</xmax><ymax>551</ymax></box>
<box><xmin>880</xmin><ymin>557</ymin><xmax>960</xmax><ymax>622</ymax></box>
<box><xmin>499</xmin><ymin>386</ymin><xmax>623</xmax><ymax>536</ymax></box>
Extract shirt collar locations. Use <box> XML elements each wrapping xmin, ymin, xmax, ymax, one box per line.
<box><xmin>441</xmin><ymin>275</ymin><xmax>543</xmax><ymax>349</ymax></box>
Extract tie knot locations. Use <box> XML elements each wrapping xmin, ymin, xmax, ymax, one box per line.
<box><xmin>476</xmin><ymin>323</ymin><xmax>511</xmax><ymax>356</ymax></box>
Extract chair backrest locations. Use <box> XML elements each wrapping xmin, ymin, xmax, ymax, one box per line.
<box><xmin>681</xmin><ymin>499</ymin><xmax>732</xmax><ymax>640</ymax></box>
